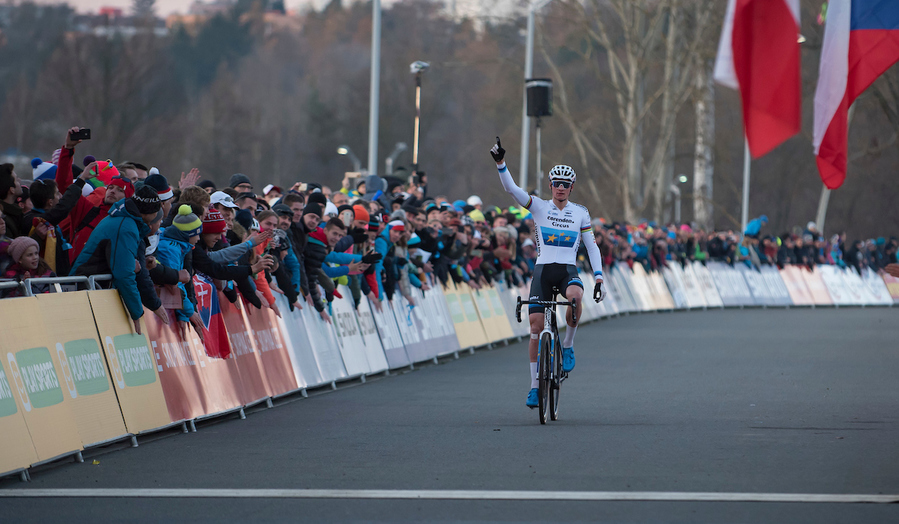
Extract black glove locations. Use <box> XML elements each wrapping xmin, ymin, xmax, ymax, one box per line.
<box><xmin>361</xmin><ymin>253</ymin><xmax>382</xmax><ymax>265</ymax></box>
<box><xmin>395</xmin><ymin>257</ymin><xmax>408</xmax><ymax>266</ymax></box>
<box><xmin>490</xmin><ymin>136</ymin><xmax>505</xmax><ymax>163</ymax></box>
<box><xmin>350</xmin><ymin>227</ymin><xmax>368</xmax><ymax>244</ymax></box>
<box><xmin>593</xmin><ymin>281</ymin><xmax>605</xmax><ymax>303</ymax></box>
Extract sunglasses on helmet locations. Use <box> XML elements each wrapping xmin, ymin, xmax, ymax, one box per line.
<box><xmin>551</xmin><ymin>180</ymin><xmax>572</xmax><ymax>189</ymax></box>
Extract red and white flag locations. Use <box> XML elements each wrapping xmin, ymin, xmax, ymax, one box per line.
<box><xmin>813</xmin><ymin>0</ymin><xmax>899</xmax><ymax>190</ymax></box>
<box><xmin>714</xmin><ymin>0</ymin><xmax>802</xmax><ymax>158</ymax></box>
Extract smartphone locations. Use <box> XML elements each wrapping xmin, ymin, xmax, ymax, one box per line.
<box><xmin>345</xmin><ymin>172</ymin><xmax>362</xmax><ymax>179</ymax></box>
<box><xmin>70</xmin><ymin>128</ymin><xmax>91</xmax><ymax>141</ymax></box>
<box><xmin>411</xmin><ymin>175</ymin><xmax>420</xmax><ymax>185</ymax></box>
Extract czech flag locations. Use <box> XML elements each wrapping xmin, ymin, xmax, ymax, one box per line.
<box><xmin>714</xmin><ymin>0</ymin><xmax>802</xmax><ymax>158</ymax></box>
<box><xmin>814</xmin><ymin>1</ymin><xmax>899</xmax><ymax>189</ymax></box>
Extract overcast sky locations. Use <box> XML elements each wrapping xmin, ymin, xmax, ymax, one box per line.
<box><xmin>55</xmin><ymin>0</ymin><xmax>505</xmax><ymax>17</ymax></box>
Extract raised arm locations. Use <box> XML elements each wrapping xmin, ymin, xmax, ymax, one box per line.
<box><xmin>491</xmin><ymin>137</ymin><xmax>531</xmax><ymax>208</ymax></box>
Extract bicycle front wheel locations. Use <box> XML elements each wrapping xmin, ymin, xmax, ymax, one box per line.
<box><xmin>549</xmin><ymin>337</ymin><xmax>561</xmax><ymax>421</ymax></box>
<box><xmin>538</xmin><ymin>332</ymin><xmax>552</xmax><ymax>425</ymax></box>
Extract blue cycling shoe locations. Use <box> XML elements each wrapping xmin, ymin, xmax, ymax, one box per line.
<box><xmin>526</xmin><ymin>388</ymin><xmax>539</xmax><ymax>408</ymax></box>
<box><xmin>562</xmin><ymin>347</ymin><xmax>575</xmax><ymax>373</ymax></box>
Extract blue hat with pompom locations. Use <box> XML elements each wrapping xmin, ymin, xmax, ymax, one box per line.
<box><xmin>32</xmin><ymin>157</ymin><xmax>57</xmax><ymax>180</ymax></box>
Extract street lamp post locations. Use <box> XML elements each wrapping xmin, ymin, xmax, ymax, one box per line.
<box><xmin>520</xmin><ymin>0</ymin><xmax>555</xmax><ymax>191</ymax></box>
<box><xmin>410</xmin><ymin>61</ymin><xmax>430</xmax><ymax>173</ymax></box>
<box><xmin>337</xmin><ymin>146</ymin><xmax>361</xmax><ymax>172</ymax></box>
<box><xmin>385</xmin><ymin>142</ymin><xmax>408</xmax><ymax>175</ymax></box>
<box><xmin>368</xmin><ymin>0</ymin><xmax>381</xmax><ymax>176</ymax></box>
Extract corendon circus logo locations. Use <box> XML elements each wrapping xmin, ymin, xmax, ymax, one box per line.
<box><xmin>6</xmin><ymin>347</ymin><xmax>63</xmax><ymax>412</ymax></box>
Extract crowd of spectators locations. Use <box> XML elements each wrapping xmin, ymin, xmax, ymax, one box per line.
<box><xmin>1</xmin><ymin>127</ymin><xmax>896</xmax><ymax>336</ymax></box>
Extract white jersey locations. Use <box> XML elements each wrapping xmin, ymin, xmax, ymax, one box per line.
<box><xmin>496</xmin><ymin>162</ymin><xmax>604</xmax><ymax>281</ymax></box>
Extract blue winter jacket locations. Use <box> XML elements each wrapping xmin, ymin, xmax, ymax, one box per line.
<box><xmin>70</xmin><ymin>199</ymin><xmax>149</xmax><ymax>320</ymax></box>
<box><xmin>154</xmin><ymin>227</ymin><xmax>196</xmax><ymax>322</ymax></box>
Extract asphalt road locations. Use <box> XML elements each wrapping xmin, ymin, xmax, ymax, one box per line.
<box><xmin>3</xmin><ymin>307</ymin><xmax>899</xmax><ymax>523</ymax></box>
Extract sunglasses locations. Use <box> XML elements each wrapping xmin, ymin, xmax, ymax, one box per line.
<box><xmin>551</xmin><ymin>180</ymin><xmax>572</xmax><ymax>189</ymax></box>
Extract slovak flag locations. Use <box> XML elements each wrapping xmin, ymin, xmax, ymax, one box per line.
<box><xmin>814</xmin><ymin>1</ymin><xmax>899</xmax><ymax>189</ymax></box>
<box><xmin>192</xmin><ymin>273</ymin><xmax>232</xmax><ymax>359</ymax></box>
<box><xmin>714</xmin><ymin>0</ymin><xmax>802</xmax><ymax>158</ymax></box>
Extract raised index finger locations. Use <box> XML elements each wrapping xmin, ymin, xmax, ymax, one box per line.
<box><xmin>496</xmin><ymin>136</ymin><xmax>502</xmax><ymax>148</ymax></box>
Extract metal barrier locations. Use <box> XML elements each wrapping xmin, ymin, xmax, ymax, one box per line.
<box><xmin>88</xmin><ymin>274</ymin><xmax>113</xmax><ymax>290</ymax></box>
<box><xmin>22</xmin><ymin>276</ymin><xmax>89</xmax><ymax>297</ymax></box>
<box><xmin>0</xmin><ymin>279</ymin><xmax>24</xmax><ymax>296</ymax></box>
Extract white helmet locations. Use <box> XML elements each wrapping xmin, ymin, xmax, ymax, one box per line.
<box><xmin>548</xmin><ymin>164</ymin><xmax>576</xmax><ymax>183</ymax></box>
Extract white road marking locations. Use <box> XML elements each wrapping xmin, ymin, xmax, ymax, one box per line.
<box><xmin>0</xmin><ymin>489</ymin><xmax>897</xmax><ymax>503</ymax></box>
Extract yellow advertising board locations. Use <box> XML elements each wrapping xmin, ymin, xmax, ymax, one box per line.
<box><xmin>0</xmin><ymin>297</ymin><xmax>83</xmax><ymax>462</ymax></box>
<box><xmin>483</xmin><ymin>286</ymin><xmax>515</xmax><ymax>342</ymax></box>
<box><xmin>444</xmin><ymin>283</ymin><xmax>489</xmax><ymax>349</ymax></box>
<box><xmin>465</xmin><ymin>284</ymin><xmax>506</xmax><ymax>344</ymax></box>
<box><xmin>36</xmin><ymin>292</ymin><xmax>129</xmax><ymax>446</ymax></box>
<box><xmin>0</xmin><ymin>356</ymin><xmax>38</xmax><ymax>475</ymax></box>
<box><xmin>88</xmin><ymin>290</ymin><xmax>172</xmax><ymax>434</ymax></box>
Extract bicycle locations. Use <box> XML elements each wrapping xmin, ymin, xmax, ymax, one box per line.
<box><xmin>516</xmin><ymin>292</ymin><xmax>576</xmax><ymax>424</ymax></box>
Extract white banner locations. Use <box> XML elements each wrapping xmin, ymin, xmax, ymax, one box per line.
<box><xmin>692</xmin><ymin>262</ymin><xmax>724</xmax><ymax>308</ymax></box>
<box><xmin>274</xmin><ymin>294</ymin><xmax>321</xmax><ymax>388</ymax></box>
<box><xmin>330</xmin><ymin>286</ymin><xmax>371</xmax><ymax>378</ymax></box>
<box><xmin>370</xmin><ymin>297</ymin><xmax>410</xmax><ymax>369</ymax></box>
<box><xmin>861</xmin><ymin>268</ymin><xmax>893</xmax><ymax>306</ymax></box>
<box><xmin>355</xmin><ymin>295</ymin><xmax>389</xmax><ymax>374</ymax></box>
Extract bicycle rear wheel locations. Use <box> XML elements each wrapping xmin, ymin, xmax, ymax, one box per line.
<box><xmin>549</xmin><ymin>337</ymin><xmax>562</xmax><ymax>421</ymax></box>
<box><xmin>538</xmin><ymin>332</ymin><xmax>552</xmax><ymax>424</ymax></box>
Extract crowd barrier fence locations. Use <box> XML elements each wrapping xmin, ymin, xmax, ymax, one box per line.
<box><xmin>1</xmin><ymin>261</ymin><xmax>895</xmax><ymax>481</ymax></box>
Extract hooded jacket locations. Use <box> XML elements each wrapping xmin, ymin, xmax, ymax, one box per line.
<box><xmin>70</xmin><ymin>198</ymin><xmax>150</xmax><ymax>320</ymax></box>
<box><xmin>155</xmin><ymin>226</ymin><xmax>197</xmax><ymax>322</ymax></box>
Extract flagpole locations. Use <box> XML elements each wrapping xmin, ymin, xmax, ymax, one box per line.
<box><xmin>741</xmin><ymin>136</ymin><xmax>750</xmax><ymax>234</ymax></box>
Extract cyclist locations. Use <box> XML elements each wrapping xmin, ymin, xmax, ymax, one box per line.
<box><xmin>489</xmin><ymin>137</ymin><xmax>604</xmax><ymax>408</ymax></box>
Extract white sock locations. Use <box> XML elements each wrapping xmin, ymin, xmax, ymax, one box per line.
<box><xmin>562</xmin><ymin>323</ymin><xmax>577</xmax><ymax>349</ymax></box>
<box><xmin>530</xmin><ymin>362</ymin><xmax>538</xmax><ymax>389</ymax></box>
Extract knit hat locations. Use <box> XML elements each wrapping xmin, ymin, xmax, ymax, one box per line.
<box><xmin>229</xmin><ymin>173</ymin><xmax>252</xmax><ymax>189</ymax></box>
<box><xmin>202</xmin><ymin>209</ymin><xmax>227</xmax><ymax>235</ymax></box>
<box><xmin>324</xmin><ymin>201</ymin><xmax>338</xmax><ymax>217</ymax></box>
<box><xmin>469</xmin><ymin>209</ymin><xmax>486</xmax><ymax>223</ymax></box>
<box><xmin>307</xmin><ymin>192</ymin><xmax>328</xmax><ymax>207</ymax></box>
<box><xmin>234</xmin><ymin>209</ymin><xmax>254</xmax><ymax>231</ymax></box>
<box><xmin>303</xmin><ymin>202</ymin><xmax>323</xmax><ymax>218</ymax></box>
<box><xmin>352</xmin><ymin>204</ymin><xmax>370</xmax><ymax>223</ymax></box>
<box><xmin>84</xmin><ymin>160</ymin><xmax>121</xmax><ymax>192</ymax></box>
<box><xmin>131</xmin><ymin>186</ymin><xmax>162</xmax><ymax>215</ymax></box>
<box><xmin>144</xmin><ymin>172</ymin><xmax>173</xmax><ymax>200</ymax></box>
<box><xmin>198</xmin><ymin>180</ymin><xmax>217</xmax><ymax>192</ymax></box>
<box><xmin>467</xmin><ymin>195</ymin><xmax>482</xmax><ymax>207</ymax></box>
<box><xmin>388</xmin><ymin>220</ymin><xmax>405</xmax><ymax>232</ymax></box>
<box><xmin>273</xmin><ymin>204</ymin><xmax>294</xmax><ymax>218</ymax></box>
<box><xmin>173</xmin><ymin>204</ymin><xmax>202</xmax><ymax>237</ymax></box>
<box><xmin>31</xmin><ymin>158</ymin><xmax>57</xmax><ymax>181</ymax></box>
<box><xmin>337</xmin><ymin>204</ymin><xmax>354</xmax><ymax>216</ymax></box>
<box><xmin>8</xmin><ymin>236</ymin><xmax>39</xmax><ymax>264</ymax></box>
<box><xmin>108</xmin><ymin>176</ymin><xmax>135</xmax><ymax>198</ymax></box>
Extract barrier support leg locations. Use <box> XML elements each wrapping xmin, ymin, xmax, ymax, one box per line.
<box><xmin>453</xmin><ymin>351</ymin><xmax>459</xmax><ymax>360</ymax></box>
<box><xmin>239</xmin><ymin>408</ymin><xmax>246</xmax><ymax>420</ymax></box>
<box><xmin>266</xmin><ymin>398</ymin><xmax>274</xmax><ymax>408</ymax></box>
<box><xmin>360</xmin><ymin>375</ymin><xmax>366</xmax><ymax>383</ymax></box>
<box><xmin>432</xmin><ymin>357</ymin><xmax>439</xmax><ymax>365</ymax></box>
<box><xmin>131</xmin><ymin>436</ymin><xmax>139</xmax><ymax>448</ymax></box>
<box><xmin>469</xmin><ymin>347</ymin><xmax>475</xmax><ymax>355</ymax></box>
<box><xmin>383</xmin><ymin>370</ymin><xmax>390</xmax><ymax>377</ymax></box>
<box><xmin>75</xmin><ymin>452</ymin><xmax>84</xmax><ymax>463</ymax></box>
<box><xmin>330</xmin><ymin>381</ymin><xmax>337</xmax><ymax>390</ymax></box>
<box><xmin>189</xmin><ymin>420</ymin><xmax>197</xmax><ymax>432</ymax></box>
<box><xmin>20</xmin><ymin>470</ymin><xmax>30</xmax><ymax>482</ymax></box>
<box><xmin>181</xmin><ymin>422</ymin><xmax>189</xmax><ymax>434</ymax></box>
<box><xmin>301</xmin><ymin>388</ymin><xmax>309</xmax><ymax>398</ymax></box>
